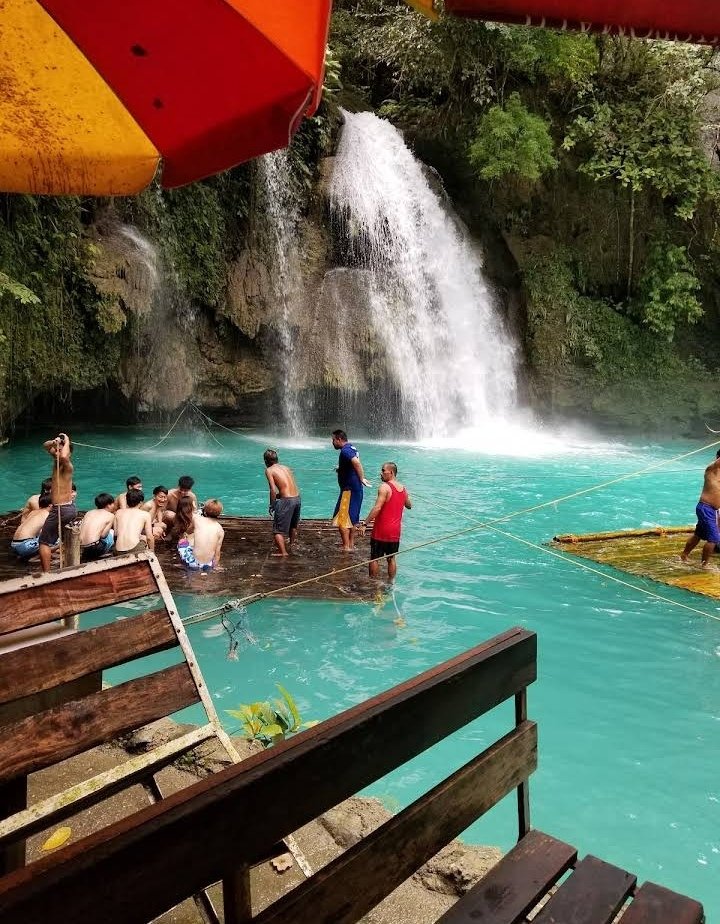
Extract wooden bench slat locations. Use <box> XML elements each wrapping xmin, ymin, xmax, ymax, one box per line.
<box><xmin>532</xmin><ymin>855</ymin><xmax>636</xmax><ymax>924</ymax></box>
<box><xmin>0</xmin><ymin>724</ymin><xmax>218</xmax><ymax>847</ymax></box>
<box><xmin>0</xmin><ymin>609</ymin><xmax>177</xmax><ymax>707</ymax></box>
<box><xmin>436</xmin><ymin>829</ymin><xmax>577</xmax><ymax>924</ymax></box>
<box><xmin>0</xmin><ymin>629</ymin><xmax>536</xmax><ymax>924</ymax></box>
<box><xmin>254</xmin><ymin>721</ymin><xmax>538</xmax><ymax>924</ymax></box>
<box><xmin>0</xmin><ymin>664</ymin><xmax>198</xmax><ymax>782</ymax></box>
<box><xmin>621</xmin><ymin>882</ymin><xmax>704</xmax><ymax>924</ymax></box>
<box><xmin>0</xmin><ymin>561</ymin><xmax>158</xmax><ymax>634</ymax></box>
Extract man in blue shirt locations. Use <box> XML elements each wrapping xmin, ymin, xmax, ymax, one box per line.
<box><xmin>331</xmin><ymin>429</ymin><xmax>371</xmax><ymax>552</ymax></box>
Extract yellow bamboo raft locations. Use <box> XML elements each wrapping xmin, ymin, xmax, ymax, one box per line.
<box><xmin>551</xmin><ymin>524</ymin><xmax>720</xmax><ymax>599</ymax></box>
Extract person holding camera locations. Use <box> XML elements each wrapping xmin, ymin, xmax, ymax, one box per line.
<box><xmin>38</xmin><ymin>431</ymin><xmax>76</xmax><ymax>572</ymax></box>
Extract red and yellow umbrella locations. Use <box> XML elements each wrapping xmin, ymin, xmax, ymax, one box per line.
<box><xmin>0</xmin><ymin>0</ymin><xmax>331</xmax><ymax>196</ymax></box>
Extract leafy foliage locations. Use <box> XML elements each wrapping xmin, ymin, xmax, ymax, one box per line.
<box><xmin>226</xmin><ymin>685</ymin><xmax>317</xmax><ymax>747</ymax></box>
<box><xmin>633</xmin><ymin>240</ymin><xmax>702</xmax><ymax>340</ymax></box>
<box><xmin>469</xmin><ymin>93</ymin><xmax>557</xmax><ymax>182</ymax></box>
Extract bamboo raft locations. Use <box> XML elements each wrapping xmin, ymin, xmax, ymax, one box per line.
<box><xmin>0</xmin><ymin>514</ymin><xmax>378</xmax><ymax>602</ymax></box>
<box><xmin>550</xmin><ymin>524</ymin><xmax>720</xmax><ymax>600</ymax></box>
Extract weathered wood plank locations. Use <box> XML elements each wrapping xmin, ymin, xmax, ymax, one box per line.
<box><xmin>532</xmin><ymin>855</ymin><xmax>636</xmax><ymax>924</ymax></box>
<box><xmin>0</xmin><ymin>664</ymin><xmax>198</xmax><ymax>782</ymax></box>
<box><xmin>0</xmin><ymin>629</ymin><xmax>536</xmax><ymax>924</ymax></box>
<box><xmin>254</xmin><ymin>722</ymin><xmax>537</xmax><ymax>924</ymax></box>
<box><xmin>0</xmin><ymin>561</ymin><xmax>158</xmax><ymax>634</ymax></box>
<box><xmin>0</xmin><ymin>725</ymin><xmax>217</xmax><ymax>847</ymax></box>
<box><xmin>436</xmin><ymin>829</ymin><xmax>577</xmax><ymax>924</ymax></box>
<box><xmin>621</xmin><ymin>882</ymin><xmax>704</xmax><ymax>924</ymax></box>
<box><xmin>0</xmin><ymin>609</ymin><xmax>176</xmax><ymax>707</ymax></box>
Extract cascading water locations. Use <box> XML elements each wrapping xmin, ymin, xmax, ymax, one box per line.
<box><xmin>328</xmin><ymin>110</ymin><xmax>524</xmax><ymax>443</ymax></box>
<box><xmin>259</xmin><ymin>150</ymin><xmax>304</xmax><ymax>435</ymax></box>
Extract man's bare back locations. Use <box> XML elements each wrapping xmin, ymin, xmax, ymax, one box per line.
<box><xmin>699</xmin><ymin>460</ymin><xmax>720</xmax><ymax>508</ymax></box>
<box><xmin>114</xmin><ymin>507</ymin><xmax>154</xmax><ymax>553</ymax></box>
<box><xmin>80</xmin><ymin>509</ymin><xmax>115</xmax><ymax>546</ymax></box>
<box><xmin>266</xmin><ymin>463</ymin><xmax>299</xmax><ymax>499</ymax></box>
<box><xmin>43</xmin><ymin>433</ymin><xmax>73</xmax><ymax>504</ymax></box>
<box><xmin>191</xmin><ymin>515</ymin><xmax>224</xmax><ymax>567</ymax></box>
<box><xmin>13</xmin><ymin>508</ymin><xmax>49</xmax><ymax>541</ymax></box>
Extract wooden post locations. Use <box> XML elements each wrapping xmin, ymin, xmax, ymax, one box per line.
<box><xmin>515</xmin><ymin>689</ymin><xmax>530</xmax><ymax>840</ymax></box>
<box><xmin>61</xmin><ymin>522</ymin><xmax>81</xmax><ymax>630</ymax></box>
<box><xmin>223</xmin><ymin>866</ymin><xmax>252</xmax><ymax>924</ymax></box>
<box><xmin>0</xmin><ymin>776</ymin><xmax>27</xmax><ymax>875</ymax></box>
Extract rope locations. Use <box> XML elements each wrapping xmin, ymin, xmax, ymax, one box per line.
<box><xmin>182</xmin><ymin>435</ymin><xmax>720</xmax><ymax>626</ymax></box>
<box><xmin>415</xmin><ymin>494</ymin><xmax>720</xmax><ymax>624</ymax></box>
<box><xmin>188</xmin><ymin>402</ymin><xmax>250</xmax><ymax>439</ymax></box>
<box><xmin>187</xmin><ymin>402</ymin><xmax>225</xmax><ymax>449</ymax></box>
<box><xmin>71</xmin><ymin>403</ymin><xmax>191</xmax><ymax>454</ymax></box>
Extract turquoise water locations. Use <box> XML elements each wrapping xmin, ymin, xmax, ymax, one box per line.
<box><xmin>1</xmin><ymin>425</ymin><xmax>719</xmax><ymax>915</ymax></box>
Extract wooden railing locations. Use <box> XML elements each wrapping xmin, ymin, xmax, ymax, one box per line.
<box><xmin>0</xmin><ymin>626</ymin><xmax>537</xmax><ymax>924</ymax></box>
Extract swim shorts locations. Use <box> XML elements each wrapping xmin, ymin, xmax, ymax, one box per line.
<box><xmin>39</xmin><ymin>502</ymin><xmax>77</xmax><ymax>546</ymax></box>
<box><xmin>332</xmin><ymin>487</ymin><xmax>363</xmax><ymax>529</ymax></box>
<box><xmin>177</xmin><ymin>538</ymin><xmax>214</xmax><ymax>572</ymax></box>
<box><xmin>10</xmin><ymin>537</ymin><xmax>40</xmax><ymax>559</ymax></box>
<box><xmin>81</xmin><ymin>530</ymin><xmax>115</xmax><ymax>562</ymax></box>
<box><xmin>694</xmin><ymin>501</ymin><xmax>720</xmax><ymax>543</ymax></box>
<box><xmin>273</xmin><ymin>496</ymin><xmax>301</xmax><ymax>536</ymax></box>
<box><xmin>370</xmin><ymin>538</ymin><xmax>400</xmax><ymax>560</ymax></box>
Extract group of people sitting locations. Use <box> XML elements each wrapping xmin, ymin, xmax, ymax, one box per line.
<box><xmin>11</xmin><ymin>473</ymin><xmax>225</xmax><ymax>574</ymax></box>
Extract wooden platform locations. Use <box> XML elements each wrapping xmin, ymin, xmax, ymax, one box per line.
<box><xmin>0</xmin><ymin>515</ymin><xmax>378</xmax><ymax>603</ymax></box>
<box><xmin>551</xmin><ymin>525</ymin><xmax>720</xmax><ymax>600</ymax></box>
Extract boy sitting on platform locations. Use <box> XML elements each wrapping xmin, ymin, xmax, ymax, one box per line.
<box><xmin>113</xmin><ymin>489</ymin><xmax>154</xmax><ymax>555</ymax></box>
<box><xmin>176</xmin><ymin>498</ymin><xmax>225</xmax><ymax>574</ymax></box>
<box><xmin>80</xmin><ymin>493</ymin><xmax>117</xmax><ymax>562</ymax></box>
<box><xmin>11</xmin><ymin>495</ymin><xmax>52</xmax><ymax>560</ymax></box>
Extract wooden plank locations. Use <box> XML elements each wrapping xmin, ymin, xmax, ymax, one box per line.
<box><xmin>0</xmin><ymin>561</ymin><xmax>158</xmax><ymax>634</ymax></box>
<box><xmin>253</xmin><ymin>722</ymin><xmax>537</xmax><ymax>924</ymax></box>
<box><xmin>0</xmin><ymin>664</ymin><xmax>198</xmax><ymax>782</ymax></box>
<box><xmin>0</xmin><ymin>609</ymin><xmax>176</xmax><ymax>707</ymax></box>
<box><xmin>532</xmin><ymin>855</ymin><xmax>636</xmax><ymax>924</ymax></box>
<box><xmin>621</xmin><ymin>882</ymin><xmax>704</xmax><ymax>924</ymax></box>
<box><xmin>436</xmin><ymin>829</ymin><xmax>577</xmax><ymax>924</ymax></box>
<box><xmin>0</xmin><ymin>673</ymin><xmax>101</xmax><ymax>727</ymax></box>
<box><xmin>0</xmin><ymin>629</ymin><xmax>537</xmax><ymax>924</ymax></box>
<box><xmin>0</xmin><ymin>725</ymin><xmax>217</xmax><ymax>847</ymax></box>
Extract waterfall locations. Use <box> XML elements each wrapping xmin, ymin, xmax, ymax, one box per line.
<box><xmin>259</xmin><ymin>150</ymin><xmax>304</xmax><ymax>435</ymax></box>
<box><xmin>328</xmin><ymin>110</ymin><xmax>523</xmax><ymax>442</ymax></box>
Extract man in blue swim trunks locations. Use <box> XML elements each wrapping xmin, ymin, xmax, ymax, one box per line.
<box><xmin>331</xmin><ymin>429</ymin><xmax>371</xmax><ymax>552</ymax></box>
<box><xmin>681</xmin><ymin>449</ymin><xmax>720</xmax><ymax>567</ymax></box>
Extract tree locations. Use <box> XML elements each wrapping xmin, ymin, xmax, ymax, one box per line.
<box><xmin>469</xmin><ymin>93</ymin><xmax>557</xmax><ymax>182</ymax></box>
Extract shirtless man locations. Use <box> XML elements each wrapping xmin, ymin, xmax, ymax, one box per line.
<box><xmin>115</xmin><ymin>476</ymin><xmax>142</xmax><ymax>510</ymax></box>
<box><xmin>20</xmin><ymin>478</ymin><xmax>52</xmax><ymax>521</ymax></box>
<box><xmin>142</xmin><ymin>485</ymin><xmax>169</xmax><ymax>539</ymax></box>
<box><xmin>80</xmin><ymin>493</ymin><xmax>116</xmax><ymax>562</ymax></box>
<box><xmin>11</xmin><ymin>495</ymin><xmax>52</xmax><ymax>560</ymax></box>
<box><xmin>264</xmin><ymin>449</ymin><xmax>301</xmax><ymax>557</ymax></box>
<box><xmin>166</xmin><ymin>475</ymin><xmax>198</xmax><ymax>522</ymax></box>
<box><xmin>113</xmin><ymin>489</ymin><xmax>154</xmax><ymax>554</ymax></box>
<box><xmin>38</xmin><ymin>432</ymin><xmax>76</xmax><ymax>573</ymax></box>
<box><xmin>681</xmin><ymin>449</ymin><xmax>720</xmax><ymax>567</ymax></box>
<box><xmin>177</xmin><ymin>499</ymin><xmax>225</xmax><ymax>573</ymax></box>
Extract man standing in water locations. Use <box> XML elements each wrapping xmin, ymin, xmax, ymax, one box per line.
<box><xmin>364</xmin><ymin>462</ymin><xmax>412</xmax><ymax>581</ymax></box>
<box><xmin>38</xmin><ymin>432</ymin><xmax>76</xmax><ymax>572</ymax></box>
<box><xmin>331</xmin><ymin>430</ymin><xmax>371</xmax><ymax>552</ymax></box>
<box><xmin>264</xmin><ymin>449</ymin><xmax>301</xmax><ymax>557</ymax></box>
<box><xmin>681</xmin><ymin>449</ymin><xmax>720</xmax><ymax>567</ymax></box>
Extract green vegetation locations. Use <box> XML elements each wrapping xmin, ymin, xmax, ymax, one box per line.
<box><xmin>226</xmin><ymin>684</ymin><xmax>317</xmax><ymax>746</ymax></box>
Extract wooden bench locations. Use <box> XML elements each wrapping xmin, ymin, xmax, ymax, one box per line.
<box><xmin>0</xmin><ymin>552</ymin><xmax>309</xmax><ymax>922</ymax></box>
<box><xmin>0</xmin><ymin>624</ymin><xmax>705</xmax><ymax>924</ymax></box>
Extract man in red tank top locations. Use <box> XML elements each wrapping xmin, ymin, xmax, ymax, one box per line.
<box><xmin>364</xmin><ymin>461</ymin><xmax>412</xmax><ymax>580</ymax></box>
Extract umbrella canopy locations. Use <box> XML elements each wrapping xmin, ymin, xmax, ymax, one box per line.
<box><xmin>0</xmin><ymin>0</ymin><xmax>331</xmax><ymax>196</ymax></box>
<box><xmin>434</xmin><ymin>0</ymin><xmax>720</xmax><ymax>43</ymax></box>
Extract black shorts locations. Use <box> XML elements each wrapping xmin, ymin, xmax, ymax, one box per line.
<box><xmin>370</xmin><ymin>538</ymin><xmax>400</xmax><ymax>560</ymax></box>
<box><xmin>273</xmin><ymin>496</ymin><xmax>301</xmax><ymax>536</ymax></box>
<box><xmin>39</xmin><ymin>503</ymin><xmax>77</xmax><ymax>546</ymax></box>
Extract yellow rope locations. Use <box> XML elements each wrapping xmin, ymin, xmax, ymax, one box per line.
<box><xmin>415</xmin><ymin>494</ymin><xmax>720</xmax><ymax>624</ymax></box>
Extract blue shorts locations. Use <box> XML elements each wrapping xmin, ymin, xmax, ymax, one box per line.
<box><xmin>177</xmin><ymin>538</ymin><xmax>214</xmax><ymax>572</ymax></box>
<box><xmin>694</xmin><ymin>501</ymin><xmax>720</xmax><ymax>543</ymax></box>
<box><xmin>332</xmin><ymin>487</ymin><xmax>363</xmax><ymax>529</ymax></box>
<box><xmin>10</xmin><ymin>537</ymin><xmax>40</xmax><ymax>559</ymax></box>
<box><xmin>81</xmin><ymin>530</ymin><xmax>114</xmax><ymax>562</ymax></box>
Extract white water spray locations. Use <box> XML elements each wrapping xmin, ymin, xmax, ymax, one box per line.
<box><xmin>329</xmin><ymin>110</ymin><xmax>523</xmax><ymax>443</ymax></box>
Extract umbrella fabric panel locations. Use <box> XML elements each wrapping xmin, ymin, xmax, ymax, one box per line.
<box><xmin>40</xmin><ymin>0</ymin><xmax>318</xmax><ymax>188</ymax></box>
<box><xmin>0</xmin><ymin>0</ymin><xmax>159</xmax><ymax>196</ymax></box>
<box><xmin>443</xmin><ymin>0</ymin><xmax>720</xmax><ymax>42</ymax></box>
